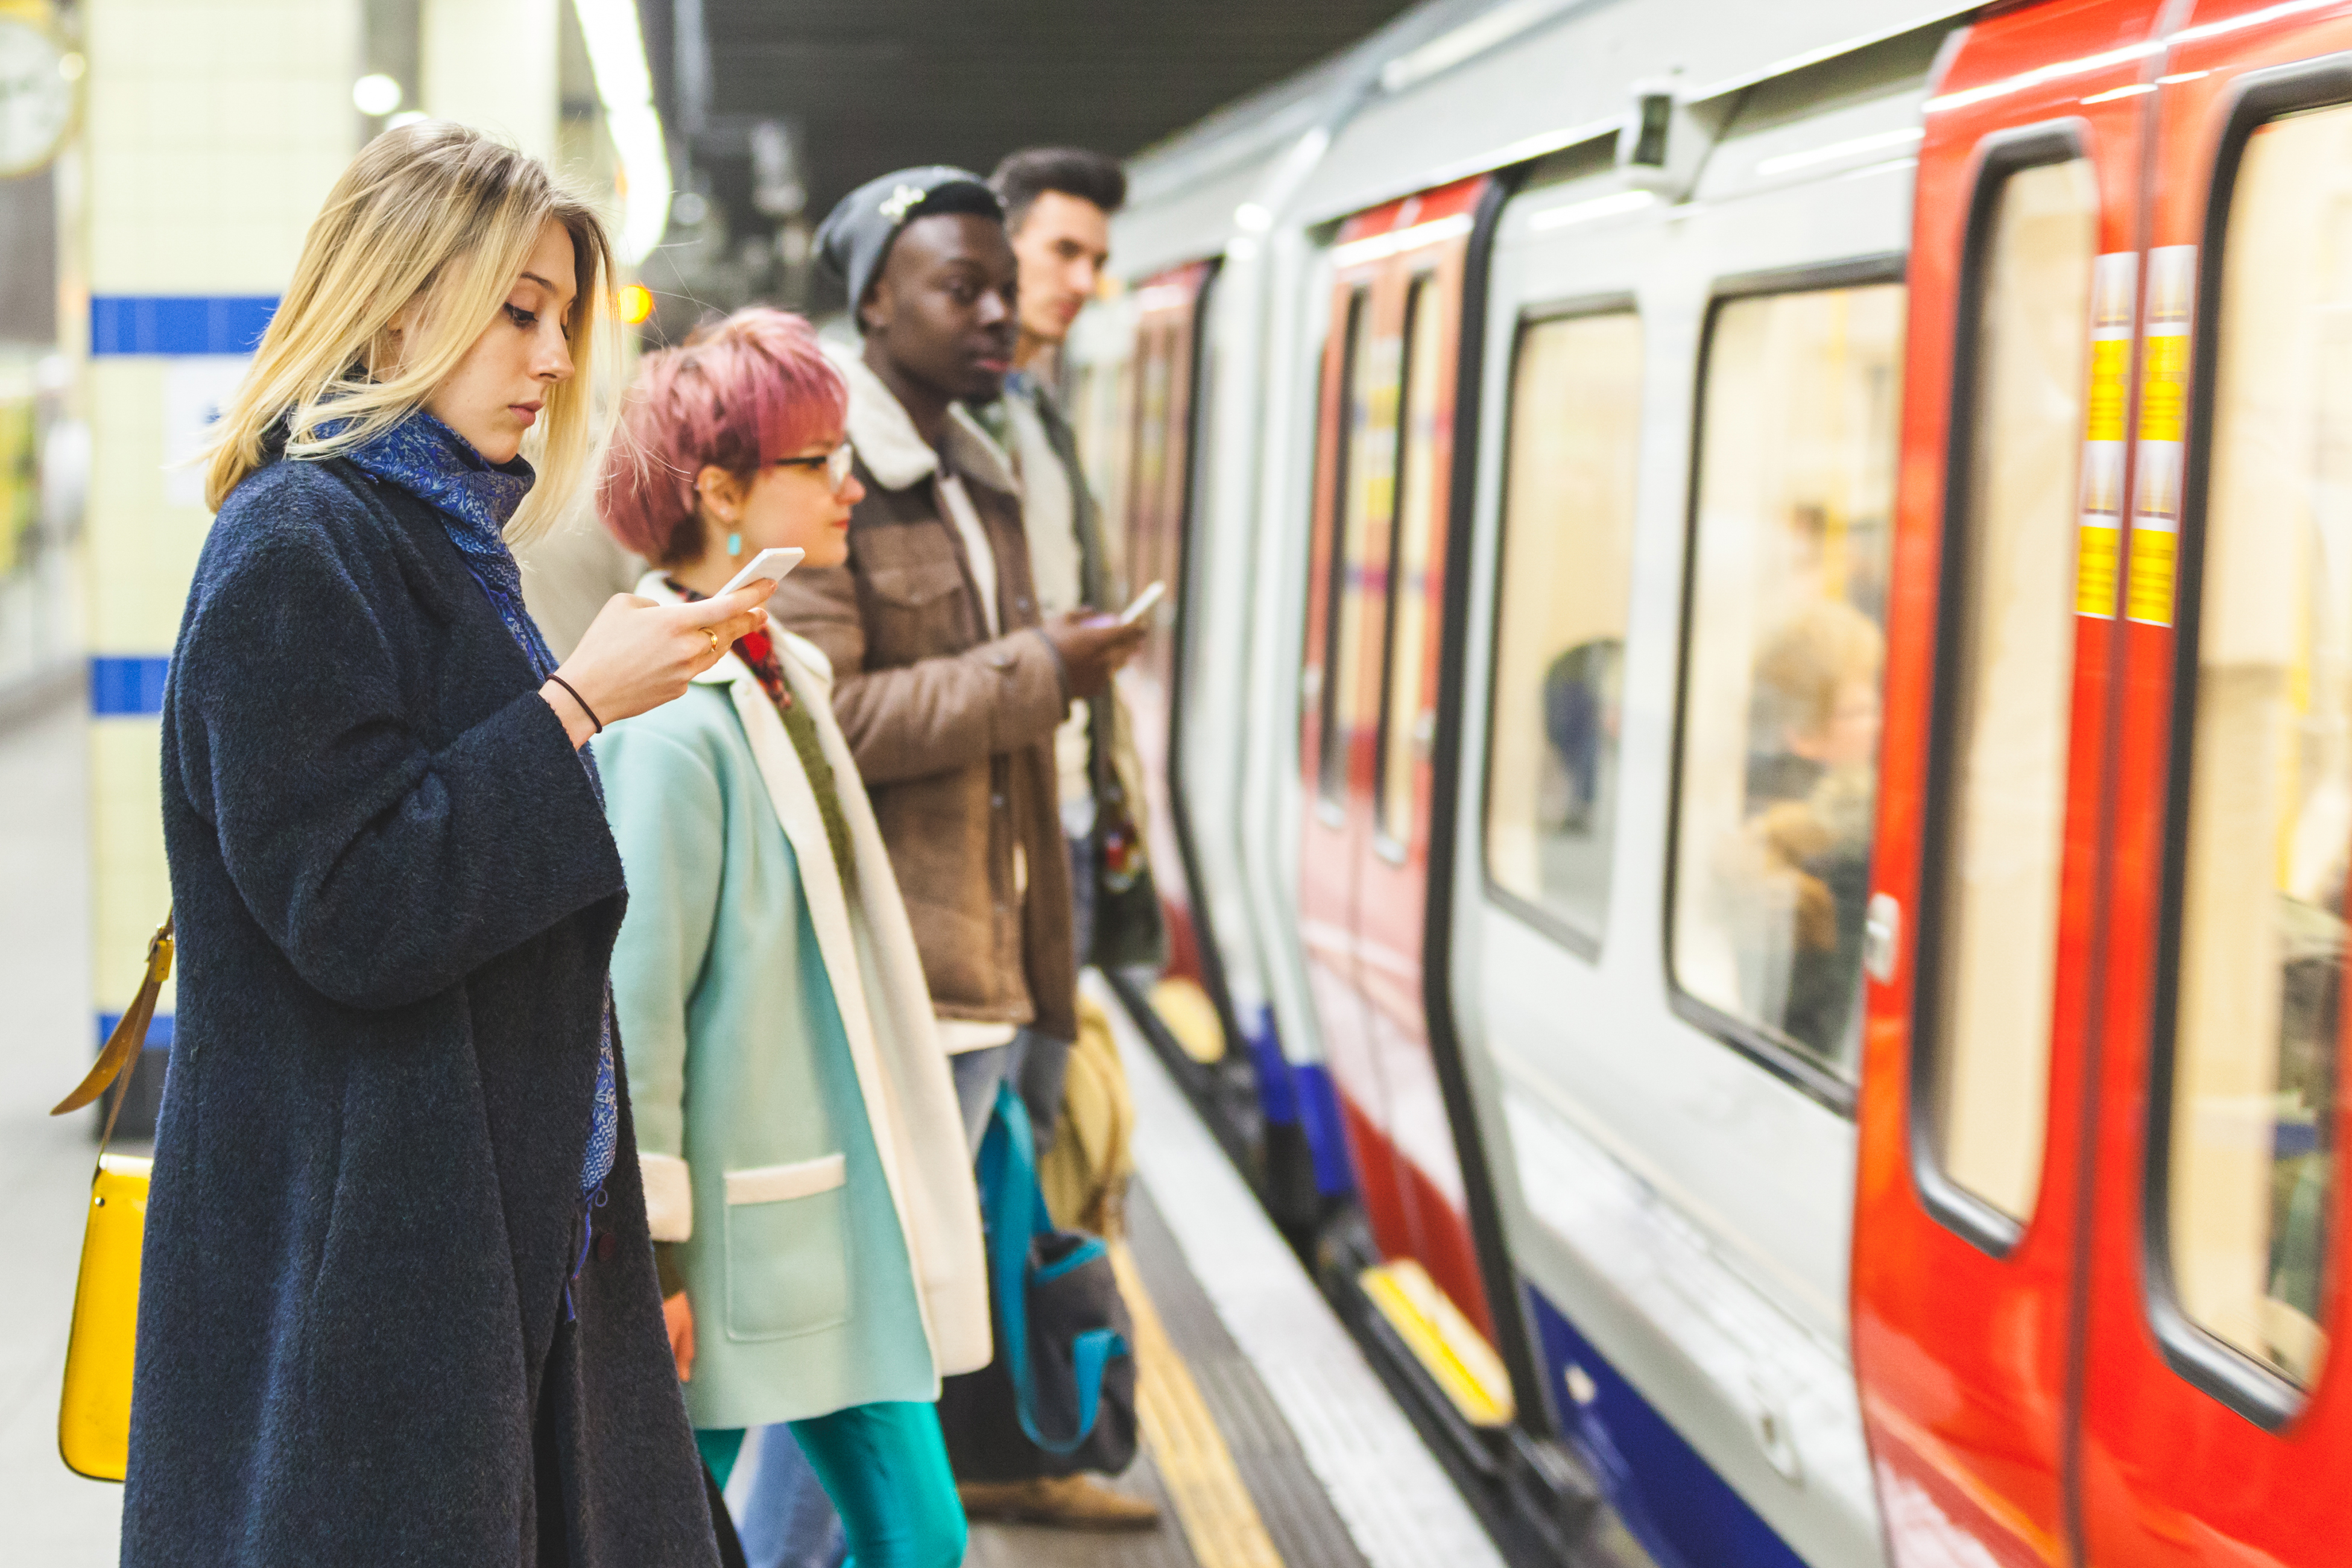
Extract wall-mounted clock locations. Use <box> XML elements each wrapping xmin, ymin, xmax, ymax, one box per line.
<box><xmin>0</xmin><ymin>17</ymin><xmax>76</xmax><ymax>180</ymax></box>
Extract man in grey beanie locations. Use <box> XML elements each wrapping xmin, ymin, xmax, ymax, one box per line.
<box><xmin>766</xmin><ymin>163</ymin><xmax>1155</xmax><ymax>1537</ymax></box>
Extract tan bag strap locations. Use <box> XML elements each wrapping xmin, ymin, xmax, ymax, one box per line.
<box><xmin>52</xmin><ymin>912</ymin><xmax>175</xmax><ymax>1165</ymax></box>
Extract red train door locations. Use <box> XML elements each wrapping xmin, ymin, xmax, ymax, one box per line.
<box><xmin>2076</xmin><ymin>5</ymin><xmax>2352</xmax><ymax>1563</ymax></box>
<box><xmin>1852</xmin><ymin>3</ymin><xmax>2162</xmax><ymax>1563</ymax></box>
<box><xmin>1121</xmin><ymin>264</ymin><xmax>1212</xmax><ymax>990</ymax></box>
<box><xmin>1298</xmin><ymin>177</ymin><xmax>1497</xmax><ymax>1339</ymax></box>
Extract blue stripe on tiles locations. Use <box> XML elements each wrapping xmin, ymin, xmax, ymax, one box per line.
<box><xmin>1526</xmin><ymin>1287</ymin><xmax>1807</xmax><ymax>1568</ymax></box>
<box><xmin>91</xmin><ymin>295</ymin><xmax>277</xmax><ymax>356</ymax></box>
<box><xmin>1291</xmin><ymin>1061</ymin><xmax>1356</xmax><ymax>1197</ymax></box>
<box><xmin>98</xmin><ymin>1011</ymin><xmax>174</xmax><ymax>1051</ymax></box>
<box><xmin>1244</xmin><ymin>1004</ymin><xmax>1300</xmax><ymax>1126</ymax></box>
<box><xmin>90</xmin><ymin>656</ymin><xmax>169</xmax><ymax>716</ymax></box>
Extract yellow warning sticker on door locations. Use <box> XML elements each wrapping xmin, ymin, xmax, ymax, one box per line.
<box><xmin>2126</xmin><ymin>526</ymin><xmax>2178</xmax><ymax>624</ymax></box>
<box><xmin>2078</xmin><ymin>524</ymin><xmax>2120</xmax><ymax>617</ymax></box>
<box><xmin>2076</xmin><ymin>255</ymin><xmax>2136</xmax><ymax>619</ymax></box>
<box><xmin>2126</xmin><ymin>247</ymin><xmax>2195</xmax><ymax>628</ymax></box>
<box><xmin>2139</xmin><ymin>332</ymin><xmax>2189</xmax><ymax>443</ymax></box>
<box><xmin>2087</xmin><ymin>337</ymin><xmax>2131</xmax><ymax>443</ymax></box>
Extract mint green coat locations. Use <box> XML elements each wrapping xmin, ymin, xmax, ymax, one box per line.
<box><xmin>596</xmin><ymin>586</ymin><xmax>990</xmax><ymax>1431</ymax></box>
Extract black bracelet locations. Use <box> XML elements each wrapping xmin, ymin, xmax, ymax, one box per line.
<box><xmin>547</xmin><ymin>674</ymin><xmax>603</xmax><ymax>735</ymax></box>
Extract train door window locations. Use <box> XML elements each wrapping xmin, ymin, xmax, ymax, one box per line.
<box><xmin>1671</xmin><ymin>279</ymin><xmax>1905</xmax><ymax>1085</ymax></box>
<box><xmin>2160</xmin><ymin>103</ymin><xmax>2352</xmax><ymax>1390</ymax></box>
<box><xmin>1920</xmin><ymin>151</ymin><xmax>2099</xmax><ymax>1228</ymax></box>
<box><xmin>1374</xmin><ymin>275</ymin><xmax>1448</xmax><ymax>852</ymax></box>
<box><xmin>1484</xmin><ymin>308</ymin><xmax>1643</xmax><ymax>949</ymax></box>
<box><xmin>1318</xmin><ymin>286</ymin><xmax>1389</xmax><ymax>804</ymax></box>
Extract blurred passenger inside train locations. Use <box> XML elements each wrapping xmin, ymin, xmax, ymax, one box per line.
<box><xmin>137</xmin><ymin>121</ymin><xmax>775</xmax><ymax>1566</ymax></box>
<box><xmin>593</xmin><ymin>306</ymin><xmax>990</xmax><ymax>1568</ymax></box>
<box><xmin>1725</xmin><ymin>598</ymin><xmax>1884</xmax><ymax>1060</ymax></box>
<box><xmin>773</xmin><ymin>162</ymin><xmax>1154</xmax><ymax>1533</ymax></box>
<box><xmin>974</xmin><ymin>144</ymin><xmax>1167</xmax><ymax>1154</ymax></box>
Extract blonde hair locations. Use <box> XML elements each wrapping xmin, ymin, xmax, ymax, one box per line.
<box><xmin>203</xmin><ymin>121</ymin><xmax>615</xmax><ymax>539</ymax></box>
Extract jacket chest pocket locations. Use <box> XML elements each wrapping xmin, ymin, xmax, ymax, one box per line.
<box><xmin>864</xmin><ymin>557</ymin><xmax>972</xmax><ymax>657</ymax></box>
<box><xmin>722</xmin><ymin>1155</ymin><xmax>850</xmax><ymax>1342</ymax></box>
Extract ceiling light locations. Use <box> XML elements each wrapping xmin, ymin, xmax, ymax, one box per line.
<box><xmin>352</xmin><ymin>74</ymin><xmax>402</xmax><ymax>117</ymax></box>
<box><xmin>571</xmin><ymin>0</ymin><xmax>672</xmax><ymax>265</ymax></box>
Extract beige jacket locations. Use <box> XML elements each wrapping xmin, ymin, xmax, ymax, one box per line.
<box><xmin>770</xmin><ymin>347</ymin><xmax>1078</xmax><ymax>1046</ymax></box>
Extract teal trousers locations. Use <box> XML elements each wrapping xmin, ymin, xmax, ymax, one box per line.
<box><xmin>697</xmin><ymin>1402</ymin><xmax>965</xmax><ymax>1568</ymax></box>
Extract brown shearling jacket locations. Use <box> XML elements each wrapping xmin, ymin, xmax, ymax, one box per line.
<box><xmin>771</xmin><ymin>346</ymin><xmax>1078</xmax><ymax>1045</ymax></box>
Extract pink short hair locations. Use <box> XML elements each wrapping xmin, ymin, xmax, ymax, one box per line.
<box><xmin>598</xmin><ymin>308</ymin><xmax>849</xmax><ymax>564</ymax></box>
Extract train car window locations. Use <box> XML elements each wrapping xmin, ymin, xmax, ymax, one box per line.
<box><xmin>1374</xmin><ymin>275</ymin><xmax>1448</xmax><ymax>852</ymax></box>
<box><xmin>1672</xmin><ymin>281</ymin><xmax>1905</xmax><ymax>1083</ymax></box>
<box><xmin>1921</xmin><ymin>154</ymin><xmax>2098</xmax><ymax>1228</ymax></box>
<box><xmin>1128</xmin><ymin>321</ymin><xmax>1183</xmax><ymax>616</ymax></box>
<box><xmin>1319</xmin><ymin>286</ymin><xmax>1387</xmax><ymax>804</ymax></box>
<box><xmin>2160</xmin><ymin>104</ymin><xmax>2352</xmax><ymax>1391</ymax></box>
<box><xmin>1484</xmin><ymin>309</ymin><xmax>1643</xmax><ymax>949</ymax></box>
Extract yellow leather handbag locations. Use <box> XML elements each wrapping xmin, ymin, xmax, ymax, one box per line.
<box><xmin>51</xmin><ymin>914</ymin><xmax>172</xmax><ymax>1483</ymax></box>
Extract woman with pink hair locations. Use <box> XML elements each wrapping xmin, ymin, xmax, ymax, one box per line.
<box><xmin>594</xmin><ymin>308</ymin><xmax>987</xmax><ymax>1567</ymax></box>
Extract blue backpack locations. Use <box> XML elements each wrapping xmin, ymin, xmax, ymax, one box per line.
<box><xmin>937</xmin><ymin>1084</ymin><xmax>1139</xmax><ymax>1479</ymax></box>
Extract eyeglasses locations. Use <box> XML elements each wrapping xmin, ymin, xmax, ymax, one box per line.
<box><xmin>775</xmin><ymin>441</ymin><xmax>856</xmax><ymax>495</ymax></box>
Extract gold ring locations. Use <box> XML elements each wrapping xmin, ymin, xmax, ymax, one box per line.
<box><xmin>704</xmin><ymin>629</ymin><xmax>721</xmax><ymax>656</ymax></box>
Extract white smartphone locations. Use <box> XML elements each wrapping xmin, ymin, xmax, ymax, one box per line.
<box><xmin>1117</xmin><ymin>580</ymin><xmax>1166</xmax><ymax>627</ymax></box>
<box><xmin>718</xmin><ymin>546</ymin><xmax>804</xmax><ymax>599</ymax></box>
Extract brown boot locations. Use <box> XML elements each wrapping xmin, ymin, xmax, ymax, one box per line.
<box><xmin>958</xmin><ymin>1475</ymin><xmax>1162</xmax><ymax>1530</ymax></box>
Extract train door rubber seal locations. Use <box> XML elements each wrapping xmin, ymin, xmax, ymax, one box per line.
<box><xmin>1908</xmin><ymin>118</ymin><xmax>2090</xmax><ymax>1263</ymax></box>
<box><xmin>2139</xmin><ymin>49</ymin><xmax>2352</xmax><ymax>1435</ymax></box>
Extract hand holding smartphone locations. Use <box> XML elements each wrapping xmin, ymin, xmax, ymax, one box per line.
<box><xmin>1115</xmin><ymin>581</ymin><xmax>1165</xmax><ymax>627</ymax></box>
<box><xmin>718</xmin><ymin>546</ymin><xmax>804</xmax><ymax>599</ymax></box>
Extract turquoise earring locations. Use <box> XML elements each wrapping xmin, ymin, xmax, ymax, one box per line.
<box><xmin>726</xmin><ymin>531</ymin><xmax>742</xmax><ymax>558</ymax></box>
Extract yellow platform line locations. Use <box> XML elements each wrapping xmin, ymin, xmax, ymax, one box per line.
<box><xmin>1112</xmin><ymin>1239</ymin><xmax>1285</xmax><ymax>1568</ymax></box>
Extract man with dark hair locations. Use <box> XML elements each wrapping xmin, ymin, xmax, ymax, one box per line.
<box><xmin>971</xmin><ymin>148</ymin><xmax>1167</xmax><ymax>1197</ymax></box>
<box><xmin>992</xmin><ymin>147</ymin><xmax>1127</xmax><ymax>361</ymax></box>
<box><xmin>767</xmin><ymin>166</ymin><xmax>1155</xmax><ymax>1540</ymax></box>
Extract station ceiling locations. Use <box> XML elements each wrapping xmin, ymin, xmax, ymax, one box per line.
<box><xmin>648</xmin><ymin>0</ymin><xmax>1417</xmax><ymax>293</ymax></box>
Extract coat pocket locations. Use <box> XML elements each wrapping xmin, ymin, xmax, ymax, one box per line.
<box><xmin>722</xmin><ymin>1154</ymin><xmax>850</xmax><ymax>1342</ymax></box>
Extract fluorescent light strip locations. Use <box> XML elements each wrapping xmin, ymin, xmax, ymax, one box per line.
<box><xmin>1927</xmin><ymin>0</ymin><xmax>2338</xmax><ymax>117</ymax></box>
<box><xmin>1926</xmin><ymin>40</ymin><xmax>2163</xmax><ymax>114</ymax></box>
<box><xmin>1755</xmin><ymin>126</ymin><xmax>1923</xmax><ymax>177</ymax></box>
<box><xmin>1330</xmin><ymin>212</ymin><xmax>1475</xmax><ymax>267</ymax></box>
<box><xmin>2173</xmin><ymin>0</ymin><xmax>2336</xmax><ymax>45</ymax></box>
<box><xmin>1839</xmin><ymin>156</ymin><xmax>1919</xmax><ymax>183</ymax></box>
<box><xmin>1526</xmin><ymin>189</ymin><xmax>1655</xmax><ymax>233</ymax></box>
<box><xmin>571</xmin><ymin>0</ymin><xmax>672</xmax><ymax>265</ymax></box>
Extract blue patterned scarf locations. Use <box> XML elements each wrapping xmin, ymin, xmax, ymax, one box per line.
<box><xmin>343</xmin><ymin>410</ymin><xmax>619</xmax><ymax>1202</ymax></box>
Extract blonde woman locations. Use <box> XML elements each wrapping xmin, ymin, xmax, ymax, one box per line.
<box><xmin>132</xmin><ymin>122</ymin><xmax>774</xmax><ymax>1567</ymax></box>
<box><xmin>593</xmin><ymin>309</ymin><xmax>987</xmax><ymax>1568</ymax></box>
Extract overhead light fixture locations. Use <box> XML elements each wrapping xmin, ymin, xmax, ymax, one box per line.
<box><xmin>1526</xmin><ymin>189</ymin><xmax>1655</xmax><ymax>233</ymax></box>
<box><xmin>571</xmin><ymin>0</ymin><xmax>672</xmax><ymax>265</ymax></box>
<box><xmin>1754</xmin><ymin>126</ymin><xmax>1922</xmax><ymax>179</ymax></box>
<box><xmin>352</xmin><ymin>73</ymin><xmax>402</xmax><ymax>117</ymax></box>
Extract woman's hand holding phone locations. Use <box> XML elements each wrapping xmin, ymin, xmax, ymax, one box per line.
<box><xmin>540</xmin><ymin>584</ymin><xmax>776</xmax><ymax>746</ymax></box>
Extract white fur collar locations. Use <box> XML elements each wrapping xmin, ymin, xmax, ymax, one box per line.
<box><xmin>823</xmin><ymin>339</ymin><xmax>1018</xmax><ymax>496</ymax></box>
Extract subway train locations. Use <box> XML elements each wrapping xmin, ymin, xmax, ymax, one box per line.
<box><xmin>1056</xmin><ymin>1</ymin><xmax>2352</xmax><ymax>1564</ymax></box>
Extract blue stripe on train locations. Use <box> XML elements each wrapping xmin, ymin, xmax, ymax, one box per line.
<box><xmin>1239</xmin><ymin>1004</ymin><xmax>1355</xmax><ymax>1197</ymax></box>
<box><xmin>1292</xmin><ymin>1061</ymin><xmax>1353</xmax><ymax>1196</ymax></box>
<box><xmin>1244</xmin><ymin>1004</ymin><xmax>1298</xmax><ymax>1123</ymax></box>
<box><xmin>1525</xmin><ymin>1287</ymin><xmax>1807</xmax><ymax>1568</ymax></box>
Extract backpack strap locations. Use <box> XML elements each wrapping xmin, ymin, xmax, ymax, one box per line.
<box><xmin>978</xmin><ymin>1082</ymin><xmax>1126</xmax><ymax>1456</ymax></box>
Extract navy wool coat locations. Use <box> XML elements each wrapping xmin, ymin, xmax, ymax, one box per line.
<box><xmin>125</xmin><ymin>454</ymin><xmax>719</xmax><ymax>1567</ymax></box>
